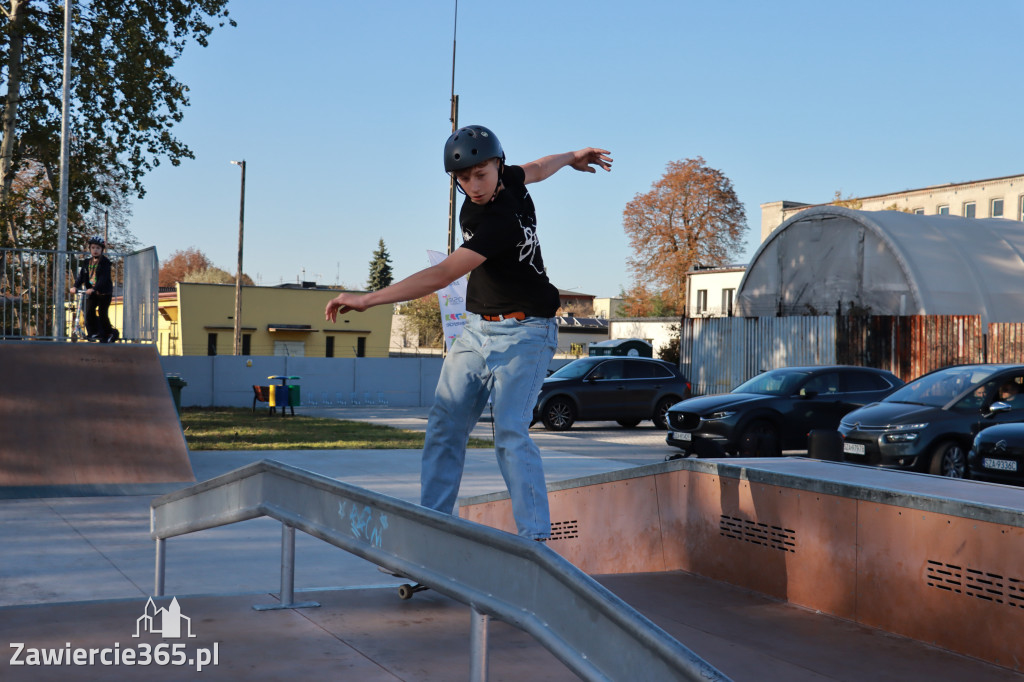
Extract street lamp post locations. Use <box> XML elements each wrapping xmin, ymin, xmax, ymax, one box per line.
<box><xmin>55</xmin><ymin>0</ymin><xmax>73</xmax><ymax>339</ymax></box>
<box><xmin>230</xmin><ymin>160</ymin><xmax>246</xmax><ymax>356</ymax></box>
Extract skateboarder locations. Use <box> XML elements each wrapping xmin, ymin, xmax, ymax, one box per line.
<box><xmin>326</xmin><ymin>125</ymin><xmax>611</xmax><ymax>539</ymax></box>
<box><xmin>70</xmin><ymin>235</ymin><xmax>117</xmax><ymax>342</ymax></box>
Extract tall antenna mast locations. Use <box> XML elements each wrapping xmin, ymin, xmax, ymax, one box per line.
<box><xmin>446</xmin><ymin>0</ymin><xmax>459</xmax><ymax>255</ymax></box>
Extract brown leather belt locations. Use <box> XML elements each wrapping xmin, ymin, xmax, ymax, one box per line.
<box><xmin>480</xmin><ymin>311</ymin><xmax>526</xmax><ymax>321</ymax></box>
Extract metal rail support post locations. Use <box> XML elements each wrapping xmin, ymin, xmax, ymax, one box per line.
<box><xmin>155</xmin><ymin>538</ymin><xmax>165</xmax><ymax>597</ymax></box>
<box><xmin>469</xmin><ymin>608</ymin><xmax>490</xmax><ymax>681</ymax></box>
<box><xmin>254</xmin><ymin>523</ymin><xmax>320</xmax><ymax>611</ymax></box>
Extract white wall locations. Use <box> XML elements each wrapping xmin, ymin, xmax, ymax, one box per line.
<box><xmin>161</xmin><ymin>355</ymin><xmax>577</xmax><ymax>408</ymax></box>
<box><xmin>608</xmin><ymin>319</ymin><xmax>678</xmax><ymax>357</ymax></box>
<box><xmin>162</xmin><ymin>355</ymin><xmax>444</xmax><ymax>408</ymax></box>
<box><xmin>686</xmin><ymin>269</ymin><xmax>745</xmax><ymax>317</ymax></box>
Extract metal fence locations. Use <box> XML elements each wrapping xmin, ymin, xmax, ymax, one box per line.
<box><xmin>682</xmin><ymin>314</ymin><xmax>1024</xmax><ymax>395</ymax></box>
<box><xmin>680</xmin><ymin>316</ymin><xmax>836</xmax><ymax>395</ymax></box>
<box><xmin>0</xmin><ymin>246</ymin><xmax>158</xmax><ymax>342</ymax></box>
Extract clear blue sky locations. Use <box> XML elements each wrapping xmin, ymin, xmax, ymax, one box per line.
<box><xmin>129</xmin><ymin>0</ymin><xmax>1024</xmax><ymax>297</ymax></box>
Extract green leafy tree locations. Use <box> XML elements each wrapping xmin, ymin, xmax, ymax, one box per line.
<box><xmin>657</xmin><ymin>324</ymin><xmax>680</xmax><ymax>365</ymax></box>
<box><xmin>0</xmin><ymin>0</ymin><xmax>235</xmax><ymax>248</ymax></box>
<box><xmin>402</xmin><ymin>295</ymin><xmax>443</xmax><ymax>348</ymax></box>
<box><xmin>366</xmin><ymin>238</ymin><xmax>393</xmax><ymax>291</ymax></box>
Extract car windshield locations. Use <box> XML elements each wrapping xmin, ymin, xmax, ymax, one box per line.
<box><xmin>884</xmin><ymin>366</ymin><xmax>999</xmax><ymax>407</ymax></box>
<box><xmin>732</xmin><ymin>369</ymin><xmax>810</xmax><ymax>396</ymax></box>
<box><xmin>548</xmin><ymin>358</ymin><xmax>604</xmax><ymax>380</ymax></box>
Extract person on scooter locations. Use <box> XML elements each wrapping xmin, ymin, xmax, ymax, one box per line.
<box><xmin>70</xmin><ymin>235</ymin><xmax>117</xmax><ymax>342</ymax></box>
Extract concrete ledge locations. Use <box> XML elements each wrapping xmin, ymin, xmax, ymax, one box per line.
<box><xmin>460</xmin><ymin>456</ymin><xmax>1024</xmax><ymax>671</ymax></box>
<box><xmin>462</xmin><ymin>456</ymin><xmax>1024</xmax><ymax>528</ymax></box>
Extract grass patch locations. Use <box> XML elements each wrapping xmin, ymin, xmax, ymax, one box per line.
<box><xmin>181</xmin><ymin>407</ymin><xmax>493</xmax><ymax>451</ymax></box>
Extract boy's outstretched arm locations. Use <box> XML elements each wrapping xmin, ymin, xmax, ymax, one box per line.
<box><xmin>521</xmin><ymin>148</ymin><xmax>612</xmax><ymax>184</ymax></box>
<box><xmin>325</xmin><ymin>247</ymin><xmax>484</xmax><ymax>321</ymax></box>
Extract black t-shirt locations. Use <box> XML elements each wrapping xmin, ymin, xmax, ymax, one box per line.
<box><xmin>459</xmin><ymin>165</ymin><xmax>560</xmax><ymax>317</ymax></box>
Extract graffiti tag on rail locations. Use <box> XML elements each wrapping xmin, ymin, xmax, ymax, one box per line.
<box><xmin>338</xmin><ymin>502</ymin><xmax>388</xmax><ymax>547</ymax></box>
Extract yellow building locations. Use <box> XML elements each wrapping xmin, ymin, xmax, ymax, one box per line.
<box><xmin>123</xmin><ymin>282</ymin><xmax>392</xmax><ymax>357</ymax></box>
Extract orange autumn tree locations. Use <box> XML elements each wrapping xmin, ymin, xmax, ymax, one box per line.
<box><xmin>159</xmin><ymin>247</ymin><xmax>213</xmax><ymax>287</ymax></box>
<box><xmin>622</xmin><ymin>157</ymin><xmax>747</xmax><ymax>314</ymax></box>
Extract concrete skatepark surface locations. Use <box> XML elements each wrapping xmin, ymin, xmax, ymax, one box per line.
<box><xmin>0</xmin><ymin>345</ymin><xmax>1017</xmax><ymax>680</ymax></box>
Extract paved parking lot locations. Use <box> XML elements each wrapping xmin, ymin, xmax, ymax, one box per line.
<box><xmin>316</xmin><ymin>405</ymin><xmax>678</xmax><ymax>465</ymax></box>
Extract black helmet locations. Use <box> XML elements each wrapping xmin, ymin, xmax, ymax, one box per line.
<box><xmin>443</xmin><ymin>125</ymin><xmax>504</xmax><ymax>172</ymax></box>
<box><xmin>87</xmin><ymin>235</ymin><xmax>105</xmax><ymax>248</ymax></box>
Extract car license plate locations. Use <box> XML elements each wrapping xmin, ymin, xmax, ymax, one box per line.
<box><xmin>843</xmin><ymin>442</ymin><xmax>866</xmax><ymax>455</ymax></box>
<box><xmin>983</xmin><ymin>458</ymin><xmax>1018</xmax><ymax>472</ymax></box>
<box><xmin>671</xmin><ymin>431</ymin><xmax>692</xmax><ymax>442</ymax></box>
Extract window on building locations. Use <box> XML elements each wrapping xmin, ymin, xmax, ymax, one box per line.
<box><xmin>721</xmin><ymin>289</ymin><xmax>735</xmax><ymax>316</ymax></box>
<box><xmin>326</xmin><ymin>335</ymin><xmax>335</xmax><ymax>358</ymax></box>
<box><xmin>912</xmin><ymin>208</ymin><xmax>924</xmax><ymax>215</ymax></box>
<box><xmin>242</xmin><ymin>334</ymin><xmax>251</xmax><ymax>356</ymax></box>
<box><xmin>963</xmin><ymin>201</ymin><xmax>976</xmax><ymax>218</ymax></box>
<box><xmin>356</xmin><ymin>337</ymin><xmax>366</xmax><ymax>358</ymax></box>
<box><xmin>1019</xmin><ymin>195</ymin><xmax>1024</xmax><ymax>221</ymax></box>
<box><xmin>696</xmin><ymin>289</ymin><xmax>708</xmax><ymax>314</ymax></box>
<box><xmin>992</xmin><ymin>198</ymin><xmax>1004</xmax><ymax>218</ymax></box>
<box><xmin>207</xmin><ymin>332</ymin><xmax>217</xmax><ymax>356</ymax></box>
<box><xmin>937</xmin><ymin>205</ymin><xmax>949</xmax><ymax>215</ymax></box>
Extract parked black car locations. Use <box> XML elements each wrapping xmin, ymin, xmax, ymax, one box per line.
<box><xmin>533</xmin><ymin>357</ymin><xmax>691</xmax><ymax>431</ymax></box>
<box><xmin>838</xmin><ymin>364</ymin><xmax>1024</xmax><ymax>477</ymax></box>
<box><xmin>968</xmin><ymin>421</ymin><xmax>1024</xmax><ymax>485</ymax></box>
<box><xmin>665</xmin><ymin>366</ymin><xmax>903</xmax><ymax>457</ymax></box>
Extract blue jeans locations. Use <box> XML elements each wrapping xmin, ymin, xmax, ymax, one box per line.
<box><xmin>420</xmin><ymin>314</ymin><xmax>558</xmax><ymax>539</ymax></box>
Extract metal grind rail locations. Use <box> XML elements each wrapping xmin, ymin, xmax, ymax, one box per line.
<box><xmin>150</xmin><ymin>459</ymin><xmax>728</xmax><ymax>682</ymax></box>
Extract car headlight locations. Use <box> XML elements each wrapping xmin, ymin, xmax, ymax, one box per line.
<box><xmin>884</xmin><ymin>432</ymin><xmax>919</xmax><ymax>443</ymax></box>
<box><xmin>703</xmin><ymin>411</ymin><xmax>735</xmax><ymax>421</ymax></box>
<box><xmin>886</xmin><ymin>423</ymin><xmax>928</xmax><ymax>431</ymax></box>
<box><xmin>882</xmin><ymin>423</ymin><xmax>928</xmax><ymax>444</ymax></box>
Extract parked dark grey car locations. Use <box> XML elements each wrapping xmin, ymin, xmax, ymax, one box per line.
<box><xmin>838</xmin><ymin>364</ymin><xmax>1024</xmax><ymax>477</ymax></box>
<box><xmin>665</xmin><ymin>365</ymin><xmax>903</xmax><ymax>457</ymax></box>
<box><xmin>533</xmin><ymin>357</ymin><xmax>691</xmax><ymax>431</ymax></box>
<box><xmin>968</xmin><ymin>421</ymin><xmax>1024</xmax><ymax>485</ymax></box>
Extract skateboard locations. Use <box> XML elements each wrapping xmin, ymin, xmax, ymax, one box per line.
<box><xmin>378</xmin><ymin>566</ymin><xmax>430</xmax><ymax>600</ymax></box>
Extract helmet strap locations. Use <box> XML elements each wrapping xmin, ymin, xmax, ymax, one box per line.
<box><xmin>488</xmin><ymin>157</ymin><xmax>505</xmax><ymax>203</ymax></box>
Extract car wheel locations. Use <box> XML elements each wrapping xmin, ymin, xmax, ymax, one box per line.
<box><xmin>541</xmin><ymin>398</ymin><xmax>576</xmax><ymax>431</ymax></box>
<box><xmin>737</xmin><ymin>420</ymin><xmax>781</xmax><ymax>457</ymax></box>
<box><xmin>930</xmin><ymin>441</ymin><xmax>968</xmax><ymax>478</ymax></box>
<box><xmin>617</xmin><ymin>418</ymin><xmax>642</xmax><ymax>428</ymax></box>
<box><xmin>652</xmin><ymin>397</ymin><xmax>678</xmax><ymax>430</ymax></box>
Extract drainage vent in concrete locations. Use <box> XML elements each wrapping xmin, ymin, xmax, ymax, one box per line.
<box><xmin>719</xmin><ymin>515</ymin><xmax>796</xmax><ymax>553</ymax></box>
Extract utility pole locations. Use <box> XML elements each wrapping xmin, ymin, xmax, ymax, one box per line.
<box><xmin>447</xmin><ymin>0</ymin><xmax>459</xmax><ymax>255</ymax></box>
<box><xmin>230</xmin><ymin>160</ymin><xmax>246</xmax><ymax>355</ymax></box>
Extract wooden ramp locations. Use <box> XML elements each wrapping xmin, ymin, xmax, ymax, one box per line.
<box><xmin>0</xmin><ymin>342</ymin><xmax>194</xmax><ymax>489</ymax></box>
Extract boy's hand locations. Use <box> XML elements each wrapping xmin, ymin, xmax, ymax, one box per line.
<box><xmin>325</xmin><ymin>292</ymin><xmax>369</xmax><ymax>322</ymax></box>
<box><xmin>571</xmin><ymin>148</ymin><xmax>613</xmax><ymax>173</ymax></box>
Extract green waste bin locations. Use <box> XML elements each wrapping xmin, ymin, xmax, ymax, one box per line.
<box><xmin>166</xmin><ymin>375</ymin><xmax>187</xmax><ymax>415</ymax></box>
